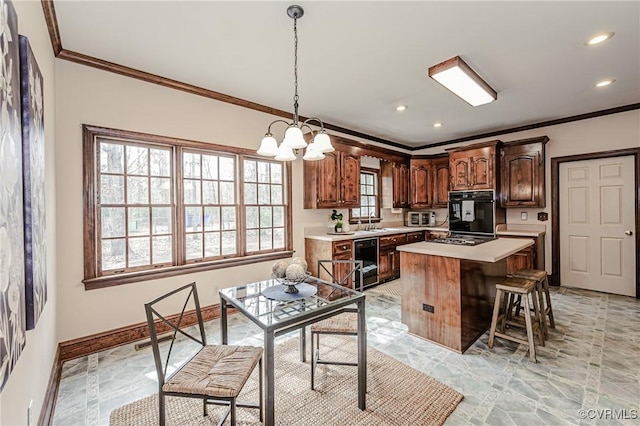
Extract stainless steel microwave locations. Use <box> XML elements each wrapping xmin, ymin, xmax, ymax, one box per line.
<box><xmin>407</xmin><ymin>211</ymin><xmax>436</xmax><ymax>227</ymax></box>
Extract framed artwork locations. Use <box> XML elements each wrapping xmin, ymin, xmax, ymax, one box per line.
<box><xmin>19</xmin><ymin>35</ymin><xmax>46</xmax><ymax>330</ymax></box>
<box><xmin>0</xmin><ymin>0</ymin><xmax>26</xmax><ymax>392</ymax></box>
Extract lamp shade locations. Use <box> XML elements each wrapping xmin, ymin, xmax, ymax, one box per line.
<box><xmin>257</xmin><ymin>135</ymin><xmax>278</xmax><ymax>156</ymax></box>
<box><xmin>313</xmin><ymin>131</ymin><xmax>334</xmax><ymax>153</ymax></box>
<box><xmin>302</xmin><ymin>143</ymin><xmax>325</xmax><ymax>161</ymax></box>
<box><xmin>274</xmin><ymin>144</ymin><xmax>297</xmax><ymax>161</ymax></box>
<box><xmin>281</xmin><ymin>125</ymin><xmax>307</xmax><ymax>149</ymax></box>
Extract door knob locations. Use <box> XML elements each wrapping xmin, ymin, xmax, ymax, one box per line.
<box><xmin>625</xmin><ymin>230</ymin><xmax>633</xmax><ymax>236</ymax></box>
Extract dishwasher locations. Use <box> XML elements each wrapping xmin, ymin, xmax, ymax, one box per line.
<box><xmin>354</xmin><ymin>238</ymin><xmax>379</xmax><ymax>288</ymax></box>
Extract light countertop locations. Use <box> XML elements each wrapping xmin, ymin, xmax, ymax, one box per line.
<box><xmin>304</xmin><ymin>225</ymin><xmax>448</xmax><ymax>242</ymax></box>
<box><xmin>396</xmin><ymin>237</ymin><xmax>534</xmax><ymax>263</ymax></box>
<box><xmin>496</xmin><ymin>223</ymin><xmax>546</xmax><ymax>238</ymax></box>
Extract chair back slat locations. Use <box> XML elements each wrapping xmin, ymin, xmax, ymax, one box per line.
<box><xmin>144</xmin><ymin>282</ymin><xmax>206</xmax><ymax>387</ymax></box>
<box><xmin>317</xmin><ymin>259</ymin><xmax>364</xmax><ymax>291</ymax></box>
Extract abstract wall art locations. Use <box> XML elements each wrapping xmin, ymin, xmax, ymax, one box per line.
<box><xmin>19</xmin><ymin>34</ymin><xmax>46</xmax><ymax>331</ymax></box>
<box><xmin>0</xmin><ymin>0</ymin><xmax>26</xmax><ymax>392</ymax></box>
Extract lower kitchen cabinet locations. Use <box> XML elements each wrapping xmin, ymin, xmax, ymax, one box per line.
<box><xmin>305</xmin><ymin>238</ymin><xmax>354</xmax><ymax>288</ymax></box>
<box><xmin>379</xmin><ymin>233</ymin><xmax>407</xmax><ymax>283</ymax></box>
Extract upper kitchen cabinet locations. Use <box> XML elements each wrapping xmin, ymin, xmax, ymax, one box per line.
<box><xmin>304</xmin><ymin>149</ymin><xmax>360</xmax><ymax>208</ymax></box>
<box><xmin>447</xmin><ymin>140</ymin><xmax>501</xmax><ymax>191</ymax></box>
<box><xmin>499</xmin><ymin>136</ymin><xmax>549</xmax><ymax>208</ymax></box>
<box><xmin>432</xmin><ymin>155</ymin><xmax>450</xmax><ymax>208</ymax></box>
<box><xmin>381</xmin><ymin>161</ymin><xmax>410</xmax><ymax>208</ymax></box>
<box><xmin>410</xmin><ymin>159</ymin><xmax>432</xmax><ymax>208</ymax></box>
<box><xmin>409</xmin><ymin>155</ymin><xmax>449</xmax><ymax>208</ymax></box>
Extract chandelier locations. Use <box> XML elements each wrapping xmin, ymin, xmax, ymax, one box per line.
<box><xmin>257</xmin><ymin>5</ymin><xmax>334</xmax><ymax>161</ymax></box>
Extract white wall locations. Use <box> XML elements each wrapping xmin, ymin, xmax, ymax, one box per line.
<box><xmin>1</xmin><ymin>2</ymin><xmax>57</xmax><ymax>425</ymax></box>
<box><xmin>415</xmin><ymin>109</ymin><xmax>640</xmax><ymax>273</ymax></box>
<box><xmin>55</xmin><ymin>60</ymin><xmax>403</xmax><ymax>342</ymax></box>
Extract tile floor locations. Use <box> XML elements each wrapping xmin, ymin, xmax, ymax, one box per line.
<box><xmin>52</xmin><ymin>283</ymin><xmax>640</xmax><ymax>425</ymax></box>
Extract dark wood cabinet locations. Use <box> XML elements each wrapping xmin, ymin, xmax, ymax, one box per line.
<box><xmin>391</xmin><ymin>162</ymin><xmax>410</xmax><ymax>208</ymax></box>
<box><xmin>500</xmin><ymin>136</ymin><xmax>548</xmax><ymax>208</ymax></box>
<box><xmin>379</xmin><ymin>233</ymin><xmax>407</xmax><ymax>282</ymax></box>
<box><xmin>506</xmin><ymin>245</ymin><xmax>535</xmax><ymax>275</ymax></box>
<box><xmin>447</xmin><ymin>141</ymin><xmax>500</xmax><ymax>191</ymax></box>
<box><xmin>410</xmin><ymin>159</ymin><xmax>432</xmax><ymax>208</ymax></box>
<box><xmin>498</xmin><ymin>232</ymin><xmax>545</xmax><ymax>271</ymax></box>
<box><xmin>304</xmin><ymin>150</ymin><xmax>360</xmax><ymax>209</ymax></box>
<box><xmin>331</xmin><ymin>240</ymin><xmax>355</xmax><ymax>288</ymax></box>
<box><xmin>305</xmin><ymin>238</ymin><xmax>355</xmax><ymax>287</ymax></box>
<box><xmin>409</xmin><ymin>155</ymin><xmax>449</xmax><ymax>209</ymax></box>
<box><xmin>432</xmin><ymin>156</ymin><xmax>450</xmax><ymax>208</ymax></box>
<box><xmin>406</xmin><ymin>231</ymin><xmax>425</xmax><ymax>244</ymax></box>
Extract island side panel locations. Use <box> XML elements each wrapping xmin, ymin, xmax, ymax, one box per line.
<box><xmin>400</xmin><ymin>252</ymin><xmax>463</xmax><ymax>352</ymax></box>
<box><xmin>459</xmin><ymin>258</ymin><xmax>506</xmax><ymax>352</ymax></box>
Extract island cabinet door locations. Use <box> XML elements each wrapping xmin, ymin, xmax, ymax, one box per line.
<box><xmin>506</xmin><ymin>246</ymin><xmax>535</xmax><ymax>274</ymax></box>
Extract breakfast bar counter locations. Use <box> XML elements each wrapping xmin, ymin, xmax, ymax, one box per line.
<box><xmin>397</xmin><ymin>238</ymin><xmax>533</xmax><ymax>353</ymax></box>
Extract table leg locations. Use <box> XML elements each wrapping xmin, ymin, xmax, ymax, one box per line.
<box><xmin>264</xmin><ymin>329</ymin><xmax>275</xmax><ymax>426</ymax></box>
<box><xmin>299</xmin><ymin>327</ymin><xmax>306</xmax><ymax>362</ymax></box>
<box><xmin>220</xmin><ymin>298</ymin><xmax>228</xmax><ymax>345</ymax></box>
<box><xmin>357</xmin><ymin>298</ymin><xmax>367</xmax><ymax>410</ymax></box>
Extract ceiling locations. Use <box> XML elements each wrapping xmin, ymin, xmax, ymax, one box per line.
<box><xmin>52</xmin><ymin>1</ymin><xmax>640</xmax><ymax>149</ymax></box>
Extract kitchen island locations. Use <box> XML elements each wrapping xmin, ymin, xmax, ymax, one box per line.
<box><xmin>397</xmin><ymin>238</ymin><xmax>533</xmax><ymax>353</ymax></box>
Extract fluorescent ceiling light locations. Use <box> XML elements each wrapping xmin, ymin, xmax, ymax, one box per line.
<box><xmin>596</xmin><ymin>79</ymin><xmax>615</xmax><ymax>87</ymax></box>
<box><xmin>396</xmin><ymin>105</ymin><xmax>407</xmax><ymax>112</ymax></box>
<box><xmin>585</xmin><ymin>32</ymin><xmax>614</xmax><ymax>46</ymax></box>
<box><xmin>428</xmin><ymin>56</ymin><xmax>497</xmax><ymax>107</ymax></box>
<box><xmin>433</xmin><ymin>122</ymin><xmax>443</xmax><ymax>128</ymax></box>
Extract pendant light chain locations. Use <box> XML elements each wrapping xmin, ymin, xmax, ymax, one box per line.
<box><xmin>293</xmin><ymin>14</ymin><xmax>299</xmax><ymax>125</ymax></box>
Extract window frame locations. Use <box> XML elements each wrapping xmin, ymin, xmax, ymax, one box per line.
<box><xmin>349</xmin><ymin>167</ymin><xmax>382</xmax><ymax>224</ymax></box>
<box><xmin>82</xmin><ymin>125</ymin><xmax>293</xmax><ymax>290</ymax></box>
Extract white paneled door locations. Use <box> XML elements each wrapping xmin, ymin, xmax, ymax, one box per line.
<box><xmin>560</xmin><ymin>155</ymin><xmax>636</xmax><ymax>296</ymax></box>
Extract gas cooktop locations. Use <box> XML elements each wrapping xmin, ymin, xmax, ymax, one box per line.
<box><xmin>431</xmin><ymin>235</ymin><xmax>496</xmax><ymax>246</ymax></box>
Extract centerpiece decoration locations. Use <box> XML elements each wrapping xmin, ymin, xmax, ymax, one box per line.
<box><xmin>267</xmin><ymin>257</ymin><xmax>315</xmax><ymax>298</ymax></box>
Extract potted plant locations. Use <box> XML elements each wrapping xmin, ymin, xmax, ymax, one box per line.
<box><xmin>330</xmin><ymin>210</ymin><xmax>344</xmax><ymax>233</ymax></box>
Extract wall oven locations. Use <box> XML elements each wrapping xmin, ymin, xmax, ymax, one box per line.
<box><xmin>448</xmin><ymin>190</ymin><xmax>505</xmax><ymax>237</ymax></box>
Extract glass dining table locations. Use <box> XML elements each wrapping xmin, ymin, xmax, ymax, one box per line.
<box><xmin>219</xmin><ymin>276</ymin><xmax>367</xmax><ymax>426</ymax></box>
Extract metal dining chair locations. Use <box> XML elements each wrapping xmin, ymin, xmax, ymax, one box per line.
<box><xmin>311</xmin><ymin>260</ymin><xmax>365</xmax><ymax>390</ymax></box>
<box><xmin>145</xmin><ymin>282</ymin><xmax>263</xmax><ymax>425</ymax></box>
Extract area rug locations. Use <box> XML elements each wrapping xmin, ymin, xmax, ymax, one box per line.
<box><xmin>110</xmin><ymin>336</ymin><xmax>462</xmax><ymax>425</ymax></box>
<box><xmin>368</xmin><ymin>280</ymin><xmax>402</xmax><ymax>298</ymax></box>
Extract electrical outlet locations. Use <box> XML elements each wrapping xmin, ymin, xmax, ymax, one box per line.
<box><xmin>520</xmin><ymin>212</ymin><xmax>528</xmax><ymax>221</ymax></box>
<box><xmin>422</xmin><ymin>303</ymin><xmax>434</xmax><ymax>313</ymax></box>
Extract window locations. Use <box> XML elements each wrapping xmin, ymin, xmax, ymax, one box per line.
<box><xmin>83</xmin><ymin>125</ymin><xmax>292</xmax><ymax>289</ymax></box>
<box><xmin>350</xmin><ymin>168</ymin><xmax>381</xmax><ymax>222</ymax></box>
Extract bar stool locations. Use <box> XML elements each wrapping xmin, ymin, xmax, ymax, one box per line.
<box><xmin>511</xmin><ymin>269</ymin><xmax>555</xmax><ymax>336</ymax></box>
<box><xmin>488</xmin><ymin>277</ymin><xmax>543</xmax><ymax>363</ymax></box>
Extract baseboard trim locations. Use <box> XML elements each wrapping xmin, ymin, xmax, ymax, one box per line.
<box><xmin>38</xmin><ymin>346</ymin><xmax>61</xmax><ymax>426</ymax></box>
<box><xmin>41</xmin><ymin>302</ymin><xmax>227</xmax><ymax>425</ymax></box>
<box><xmin>59</xmin><ymin>303</ymin><xmax>223</xmax><ymax>362</ymax></box>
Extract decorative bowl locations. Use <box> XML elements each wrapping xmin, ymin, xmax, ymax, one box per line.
<box><xmin>271</xmin><ymin>272</ymin><xmax>311</xmax><ymax>293</ymax></box>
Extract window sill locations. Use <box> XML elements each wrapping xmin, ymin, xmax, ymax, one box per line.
<box><xmin>349</xmin><ymin>218</ymin><xmax>382</xmax><ymax>225</ymax></box>
<box><xmin>83</xmin><ymin>251</ymin><xmax>295</xmax><ymax>290</ymax></box>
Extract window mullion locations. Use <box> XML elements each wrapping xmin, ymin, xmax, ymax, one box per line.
<box><xmin>175</xmin><ymin>147</ymin><xmax>186</xmax><ymax>265</ymax></box>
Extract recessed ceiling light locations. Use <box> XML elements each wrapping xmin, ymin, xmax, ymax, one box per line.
<box><xmin>433</xmin><ymin>122</ymin><xmax>443</xmax><ymax>128</ymax></box>
<box><xmin>396</xmin><ymin>105</ymin><xmax>407</xmax><ymax>112</ymax></box>
<box><xmin>596</xmin><ymin>79</ymin><xmax>616</xmax><ymax>87</ymax></box>
<box><xmin>585</xmin><ymin>32</ymin><xmax>614</xmax><ymax>46</ymax></box>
